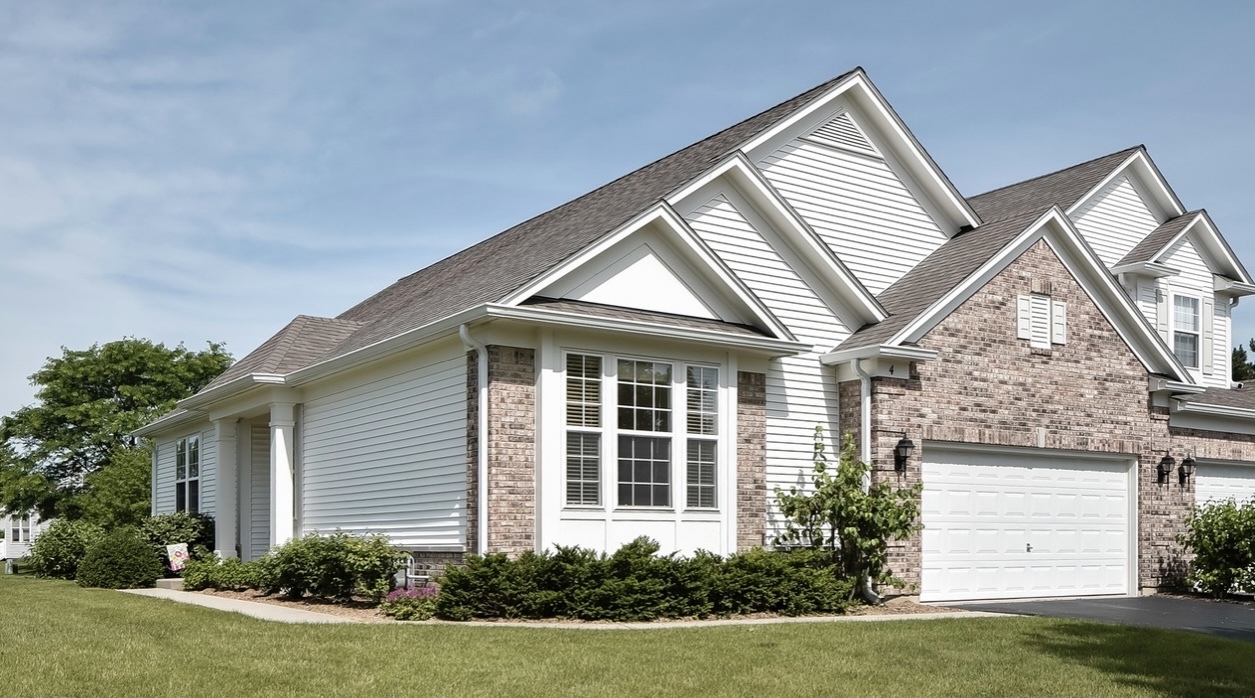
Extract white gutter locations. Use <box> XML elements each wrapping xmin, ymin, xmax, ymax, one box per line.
<box><xmin>1109</xmin><ymin>262</ymin><xmax>1180</xmax><ymax>279</ymax></box>
<box><xmin>850</xmin><ymin>357</ymin><xmax>882</xmax><ymax>606</ymax></box>
<box><xmin>819</xmin><ymin>344</ymin><xmax>938</xmax><ymax>365</ymax></box>
<box><xmin>459</xmin><ymin>324</ymin><xmax>490</xmax><ymax>556</ymax></box>
<box><xmin>132</xmin><ymin>408</ymin><xmax>208</xmax><ymax>438</ymax></box>
<box><xmin>1172</xmin><ymin>399</ymin><xmax>1255</xmax><ymax>421</ymax></box>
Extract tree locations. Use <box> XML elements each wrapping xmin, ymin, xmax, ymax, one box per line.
<box><xmin>1234</xmin><ymin>340</ymin><xmax>1255</xmax><ymax>382</ymax></box>
<box><xmin>0</xmin><ymin>338</ymin><xmax>231</xmax><ymax>520</ymax></box>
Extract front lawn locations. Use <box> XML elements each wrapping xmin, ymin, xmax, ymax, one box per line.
<box><xmin>1</xmin><ymin>575</ymin><xmax>1252</xmax><ymax>697</ymax></box>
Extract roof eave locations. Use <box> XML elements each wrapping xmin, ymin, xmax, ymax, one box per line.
<box><xmin>1173</xmin><ymin>399</ymin><xmax>1255</xmax><ymax>421</ymax></box>
<box><xmin>818</xmin><ymin>344</ymin><xmax>938</xmax><ymax>366</ymax></box>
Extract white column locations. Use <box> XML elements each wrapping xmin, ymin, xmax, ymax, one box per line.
<box><xmin>269</xmin><ymin>402</ymin><xmax>296</xmax><ymax>547</ymax></box>
<box><xmin>213</xmin><ymin>419</ymin><xmax>239</xmax><ymax>558</ymax></box>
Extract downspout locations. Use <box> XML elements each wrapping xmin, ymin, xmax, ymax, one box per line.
<box><xmin>459</xmin><ymin>324</ymin><xmax>489</xmax><ymax>557</ymax></box>
<box><xmin>851</xmin><ymin>358</ymin><xmax>883</xmax><ymax>605</ymax></box>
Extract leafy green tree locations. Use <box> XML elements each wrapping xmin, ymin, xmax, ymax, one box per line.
<box><xmin>74</xmin><ymin>446</ymin><xmax>152</xmax><ymax>529</ymax></box>
<box><xmin>0</xmin><ymin>338</ymin><xmax>231</xmax><ymax>520</ymax></box>
<box><xmin>774</xmin><ymin>427</ymin><xmax>923</xmax><ymax>598</ymax></box>
<box><xmin>1233</xmin><ymin>340</ymin><xmax>1255</xmax><ymax>382</ymax></box>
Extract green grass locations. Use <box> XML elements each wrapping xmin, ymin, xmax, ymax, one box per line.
<box><xmin>2</xmin><ymin>575</ymin><xmax>1253</xmax><ymax>697</ymax></box>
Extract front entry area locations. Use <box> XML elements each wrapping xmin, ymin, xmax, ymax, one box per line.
<box><xmin>919</xmin><ymin>444</ymin><xmax>1133</xmax><ymax>603</ymax></box>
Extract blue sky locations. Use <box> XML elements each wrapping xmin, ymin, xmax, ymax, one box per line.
<box><xmin>2</xmin><ymin>1</ymin><xmax>1254</xmax><ymax>415</ymax></box>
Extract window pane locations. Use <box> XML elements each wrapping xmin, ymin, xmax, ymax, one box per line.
<box><xmin>176</xmin><ymin>482</ymin><xmax>186</xmax><ymax>512</ymax></box>
<box><xmin>188</xmin><ymin>480</ymin><xmax>199</xmax><ymax>514</ymax></box>
<box><xmin>617</xmin><ymin>359</ymin><xmax>671</xmax><ymax>433</ymax></box>
<box><xmin>1175</xmin><ymin>332</ymin><xmax>1199</xmax><ymax>368</ymax></box>
<box><xmin>617</xmin><ymin>435</ymin><xmax>670</xmax><ymax>507</ymax></box>
<box><xmin>1174</xmin><ymin>295</ymin><xmax>1200</xmax><ymax>332</ymax></box>
<box><xmin>687</xmin><ymin>440</ymin><xmax>717</xmax><ymax>508</ymax></box>
<box><xmin>566</xmin><ymin>354</ymin><xmax>602</xmax><ymax>427</ymax></box>
<box><xmin>189</xmin><ymin>437</ymin><xmax>200</xmax><ymax>478</ymax></box>
<box><xmin>565</xmin><ymin>432</ymin><xmax>600</xmax><ymax>506</ymax></box>
<box><xmin>686</xmin><ymin>366</ymin><xmax>719</xmax><ymax>435</ymax></box>
<box><xmin>176</xmin><ymin>440</ymin><xmax>186</xmax><ymax>480</ymax></box>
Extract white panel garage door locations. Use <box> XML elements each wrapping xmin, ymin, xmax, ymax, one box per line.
<box><xmin>921</xmin><ymin>446</ymin><xmax>1132</xmax><ymax>602</ymax></box>
<box><xmin>1196</xmin><ymin>462</ymin><xmax>1255</xmax><ymax>505</ymax></box>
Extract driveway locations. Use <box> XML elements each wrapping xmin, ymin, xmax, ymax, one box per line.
<box><xmin>958</xmin><ymin>595</ymin><xmax>1255</xmax><ymax>643</ymax></box>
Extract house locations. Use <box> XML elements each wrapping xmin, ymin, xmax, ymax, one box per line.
<box><xmin>1</xmin><ymin>510</ymin><xmax>48</xmax><ymax>562</ymax></box>
<box><xmin>136</xmin><ymin>67</ymin><xmax>1255</xmax><ymax>603</ymax></box>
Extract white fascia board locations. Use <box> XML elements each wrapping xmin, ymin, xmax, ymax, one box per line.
<box><xmin>666</xmin><ymin>152</ymin><xmax>887</xmax><ymax>323</ymax></box>
<box><xmin>1065</xmin><ymin>149</ymin><xmax>1186</xmax><ymax>221</ymax></box>
<box><xmin>1110</xmin><ymin>262</ymin><xmax>1181</xmax><ymax>278</ymax></box>
<box><xmin>1190</xmin><ymin>211</ymin><xmax>1254</xmax><ymax>284</ymax></box>
<box><xmin>499</xmin><ymin>201</ymin><xmax>797</xmax><ymax>342</ymax></box>
<box><xmin>482</xmin><ymin>304</ymin><xmax>811</xmax><ymax>357</ymax></box>
<box><xmin>740</xmin><ymin>70</ymin><xmax>980</xmax><ymax>232</ymax></box>
<box><xmin>1148</xmin><ymin>375</ymin><xmax>1207</xmax><ymax>395</ymax></box>
<box><xmin>818</xmin><ymin>344</ymin><xmax>938</xmax><ymax>366</ymax></box>
<box><xmin>1172</xmin><ymin>399</ymin><xmax>1255</xmax><ymax>421</ymax></box>
<box><xmin>1215</xmin><ymin>276</ymin><xmax>1255</xmax><ymax>296</ymax></box>
<box><xmin>177</xmin><ymin>373</ymin><xmax>286</xmax><ymax>411</ymax></box>
<box><xmin>131</xmin><ymin>408</ymin><xmax>207</xmax><ymax>439</ymax></box>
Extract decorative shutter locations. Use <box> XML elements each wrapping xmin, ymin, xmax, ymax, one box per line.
<box><xmin>1017</xmin><ymin>296</ymin><xmax>1032</xmax><ymax>340</ymax></box>
<box><xmin>1202</xmin><ymin>297</ymin><xmax>1215</xmax><ymax>375</ymax></box>
<box><xmin>1155</xmin><ymin>286</ymin><xmax>1169</xmax><ymax>339</ymax></box>
<box><xmin>1051</xmin><ymin>301</ymin><xmax>1067</xmax><ymax>345</ymax></box>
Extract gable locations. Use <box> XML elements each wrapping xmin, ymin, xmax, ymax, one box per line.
<box><xmin>548</xmin><ymin>238</ymin><xmax>719</xmax><ymax>319</ymax></box>
<box><xmin>1069</xmin><ymin>174</ymin><xmax>1162</xmax><ymax>268</ymax></box>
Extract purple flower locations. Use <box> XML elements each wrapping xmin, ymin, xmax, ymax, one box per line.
<box><xmin>385</xmin><ymin>586</ymin><xmax>437</xmax><ymax>603</ymax></box>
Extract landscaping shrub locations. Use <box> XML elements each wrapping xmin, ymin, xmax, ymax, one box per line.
<box><xmin>380</xmin><ymin>586</ymin><xmax>439</xmax><ymax>620</ymax></box>
<box><xmin>139</xmin><ymin>512</ymin><xmax>216</xmax><ymax>573</ymax></box>
<box><xmin>434</xmin><ymin>537</ymin><xmax>854</xmax><ymax>622</ymax></box>
<box><xmin>182</xmin><ymin>557</ymin><xmax>258</xmax><ymax>592</ymax></box>
<box><xmin>1180</xmin><ymin>498</ymin><xmax>1255</xmax><ymax>597</ymax></box>
<box><xmin>27</xmin><ymin>520</ymin><xmax>106</xmax><ymax>580</ymax></box>
<box><xmin>257</xmin><ymin>530</ymin><xmax>404</xmax><ymax>602</ymax></box>
<box><xmin>76</xmin><ymin>527</ymin><xmax>164</xmax><ymax>589</ymax></box>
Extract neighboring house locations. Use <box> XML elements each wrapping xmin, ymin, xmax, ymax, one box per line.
<box><xmin>1</xmin><ymin>511</ymin><xmax>49</xmax><ymax>561</ymax></box>
<box><xmin>135</xmin><ymin>67</ymin><xmax>1255</xmax><ymax>603</ymax></box>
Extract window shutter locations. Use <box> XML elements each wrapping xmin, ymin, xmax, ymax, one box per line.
<box><xmin>1202</xmin><ymin>297</ymin><xmax>1215</xmax><ymax>375</ymax></box>
<box><xmin>1155</xmin><ymin>286</ymin><xmax>1169</xmax><ymax>339</ymax></box>
<box><xmin>1017</xmin><ymin>295</ymin><xmax>1032</xmax><ymax>340</ymax></box>
<box><xmin>1051</xmin><ymin>301</ymin><xmax>1067</xmax><ymax>345</ymax></box>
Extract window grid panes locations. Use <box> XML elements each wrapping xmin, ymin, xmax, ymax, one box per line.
<box><xmin>617</xmin><ymin>360</ymin><xmax>671</xmax><ymax>432</ymax></box>
<box><xmin>566</xmin><ymin>432</ymin><xmax>601</xmax><ymax>506</ymax></box>
<box><xmin>566</xmin><ymin>354</ymin><xmax>602</xmax><ymax>427</ymax></box>
<box><xmin>618</xmin><ymin>435</ymin><xmax>671</xmax><ymax>507</ymax></box>
<box><xmin>1174</xmin><ymin>295</ymin><xmax>1200</xmax><ymax>368</ymax></box>
<box><xmin>686</xmin><ymin>366</ymin><xmax>718</xmax><ymax>435</ymax></box>
<box><xmin>175</xmin><ymin>435</ymin><xmax>200</xmax><ymax>514</ymax></box>
<box><xmin>686</xmin><ymin>440</ymin><xmax>717</xmax><ymax>508</ymax></box>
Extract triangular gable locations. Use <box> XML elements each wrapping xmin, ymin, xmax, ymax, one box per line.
<box><xmin>1118</xmin><ymin>210</ymin><xmax>1252</xmax><ymax>284</ymax></box>
<box><xmin>507</xmin><ymin>203</ymin><xmax>796</xmax><ymax>341</ymax></box>
<box><xmin>1065</xmin><ymin>148</ymin><xmax>1186</xmax><ymax>223</ymax></box>
<box><xmin>667</xmin><ymin>153</ymin><xmax>886</xmax><ymax>326</ymax></box>
<box><xmin>739</xmin><ymin>68</ymin><xmax>980</xmax><ymax>234</ymax></box>
<box><xmin>878</xmin><ymin>207</ymin><xmax>1190</xmax><ymax>381</ymax></box>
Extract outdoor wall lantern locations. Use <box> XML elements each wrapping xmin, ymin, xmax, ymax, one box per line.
<box><xmin>1179</xmin><ymin>454</ymin><xmax>1196</xmax><ymax>486</ymax></box>
<box><xmin>893</xmin><ymin>435</ymin><xmax>916</xmax><ymax>472</ymax></box>
<box><xmin>1157</xmin><ymin>452</ymin><xmax>1176</xmax><ymax>485</ymax></box>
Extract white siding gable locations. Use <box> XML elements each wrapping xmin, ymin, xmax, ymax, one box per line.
<box><xmin>756</xmin><ymin>137</ymin><xmax>949</xmax><ymax>295</ymax></box>
<box><xmin>1069</xmin><ymin>175</ymin><xmax>1161</xmax><ymax>269</ymax></box>
<box><xmin>683</xmin><ymin>192</ymin><xmax>850</xmax><ymax>535</ymax></box>
<box><xmin>560</xmin><ymin>242</ymin><xmax>717</xmax><ymax>319</ymax></box>
<box><xmin>1159</xmin><ymin>235</ymin><xmax>1229</xmax><ymax>387</ymax></box>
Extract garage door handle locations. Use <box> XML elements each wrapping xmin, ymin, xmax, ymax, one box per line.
<box><xmin>1026</xmin><ymin>543</ymin><xmax>1033</xmax><ymax>553</ymax></box>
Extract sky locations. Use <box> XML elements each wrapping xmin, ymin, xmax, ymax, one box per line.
<box><xmin>1</xmin><ymin>1</ymin><xmax>1254</xmax><ymax>416</ymax></box>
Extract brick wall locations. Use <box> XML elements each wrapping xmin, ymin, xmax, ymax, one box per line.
<box><xmin>485</xmin><ymin>346</ymin><xmax>537</xmax><ymax>556</ymax></box>
<box><xmin>869</xmin><ymin>239</ymin><xmax>1253</xmax><ymax>591</ymax></box>
<box><xmin>736</xmin><ymin>371</ymin><xmax>767</xmax><ymax>551</ymax></box>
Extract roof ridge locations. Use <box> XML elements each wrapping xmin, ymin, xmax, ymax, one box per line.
<box><xmin>969</xmin><ymin>145</ymin><xmax>1142</xmax><ymax>202</ymax></box>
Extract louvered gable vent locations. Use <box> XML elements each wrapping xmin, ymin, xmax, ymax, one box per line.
<box><xmin>804</xmin><ymin>111</ymin><xmax>879</xmax><ymax>156</ymax></box>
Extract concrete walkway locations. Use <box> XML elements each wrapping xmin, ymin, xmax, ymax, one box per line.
<box><xmin>121</xmin><ymin>587</ymin><xmax>1008</xmax><ymax>627</ymax></box>
<box><xmin>121</xmin><ymin>588</ymin><xmax>356</xmax><ymax>624</ymax></box>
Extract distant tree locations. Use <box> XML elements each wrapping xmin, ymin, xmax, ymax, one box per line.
<box><xmin>1234</xmin><ymin>340</ymin><xmax>1255</xmax><ymax>383</ymax></box>
<box><xmin>0</xmin><ymin>338</ymin><xmax>231</xmax><ymax>520</ymax></box>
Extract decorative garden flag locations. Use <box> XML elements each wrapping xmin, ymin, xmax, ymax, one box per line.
<box><xmin>166</xmin><ymin>543</ymin><xmax>190</xmax><ymax>571</ymax></box>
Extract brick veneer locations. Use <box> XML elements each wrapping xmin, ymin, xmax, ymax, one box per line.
<box><xmin>869</xmin><ymin>239</ymin><xmax>1255</xmax><ymax>591</ymax></box>
<box><xmin>736</xmin><ymin>371</ymin><xmax>767</xmax><ymax>551</ymax></box>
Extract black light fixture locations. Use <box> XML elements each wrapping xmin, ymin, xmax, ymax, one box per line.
<box><xmin>1180</xmin><ymin>454</ymin><xmax>1196</xmax><ymax>486</ymax></box>
<box><xmin>893</xmin><ymin>436</ymin><xmax>915</xmax><ymax>472</ymax></box>
<box><xmin>1157</xmin><ymin>452</ymin><xmax>1176</xmax><ymax>485</ymax></box>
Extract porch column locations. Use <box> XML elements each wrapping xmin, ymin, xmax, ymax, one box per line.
<box><xmin>269</xmin><ymin>402</ymin><xmax>296</xmax><ymax>547</ymax></box>
<box><xmin>212</xmin><ymin>419</ymin><xmax>238</xmax><ymax>558</ymax></box>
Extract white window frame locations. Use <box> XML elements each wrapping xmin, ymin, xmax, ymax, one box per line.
<box><xmin>561</xmin><ymin>350</ymin><xmax>723</xmax><ymax>513</ymax></box>
<box><xmin>1171</xmin><ymin>294</ymin><xmax>1201</xmax><ymax>369</ymax></box>
<box><xmin>175</xmin><ymin>435</ymin><xmax>201</xmax><ymax>514</ymax></box>
<box><xmin>9</xmin><ymin>514</ymin><xmax>30</xmax><ymax>543</ymax></box>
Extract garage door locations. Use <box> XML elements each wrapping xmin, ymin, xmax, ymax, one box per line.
<box><xmin>1196</xmin><ymin>462</ymin><xmax>1255</xmax><ymax>505</ymax></box>
<box><xmin>921</xmin><ymin>446</ymin><xmax>1132</xmax><ymax>602</ymax></box>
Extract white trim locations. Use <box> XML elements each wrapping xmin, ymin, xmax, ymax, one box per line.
<box><xmin>818</xmin><ymin>344</ymin><xmax>938</xmax><ymax>365</ymax></box>
<box><xmin>1215</xmin><ymin>276</ymin><xmax>1255</xmax><ymax>296</ymax></box>
<box><xmin>1110</xmin><ymin>262</ymin><xmax>1180</xmax><ymax>279</ymax></box>
<box><xmin>1065</xmin><ymin>149</ymin><xmax>1185</xmax><ymax>222</ymax></box>
<box><xmin>1140</xmin><ymin>212</ymin><xmax>1252</xmax><ymax>285</ymax></box>
<box><xmin>1172</xmin><ymin>399</ymin><xmax>1255</xmax><ymax>421</ymax></box>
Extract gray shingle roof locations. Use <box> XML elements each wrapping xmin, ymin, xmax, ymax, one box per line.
<box><xmin>520</xmin><ymin>297</ymin><xmax>768</xmax><ymax>337</ymax></box>
<box><xmin>839</xmin><ymin>210</ymin><xmax>1047</xmax><ymax>349</ymax></box>
<box><xmin>967</xmin><ymin>147</ymin><xmax>1140</xmax><ymax>223</ymax></box>
<box><xmin>1117</xmin><ymin>211</ymin><xmax>1201</xmax><ymax>267</ymax></box>
<box><xmin>1177</xmin><ymin>387</ymin><xmax>1255</xmax><ymax>411</ymax></box>
<box><xmin>205</xmin><ymin>315</ymin><xmax>363</xmax><ymax>389</ymax></box>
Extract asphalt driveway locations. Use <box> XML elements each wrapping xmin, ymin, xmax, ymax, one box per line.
<box><xmin>959</xmin><ymin>595</ymin><xmax>1255</xmax><ymax>643</ymax></box>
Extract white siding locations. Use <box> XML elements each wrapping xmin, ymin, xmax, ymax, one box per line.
<box><xmin>250</xmin><ymin>424</ymin><xmax>271</xmax><ymax>560</ymax></box>
<box><xmin>154</xmin><ymin>438</ymin><xmax>177</xmax><ymax>513</ymax></box>
<box><xmin>756</xmin><ymin>139</ymin><xmax>949</xmax><ymax>295</ymax></box>
<box><xmin>684</xmin><ymin>194</ymin><xmax>847</xmax><ymax>536</ymax></box>
<box><xmin>300</xmin><ymin>349</ymin><xmax>467</xmax><ymax>548</ymax></box>
<box><xmin>199</xmin><ymin>431</ymin><xmax>216</xmax><ymax>517</ymax></box>
<box><xmin>152</xmin><ymin>424</ymin><xmax>214</xmax><ymax>515</ymax></box>
<box><xmin>1161</xmin><ymin>236</ymin><xmax>1228</xmax><ymax>387</ymax></box>
<box><xmin>1069</xmin><ymin>175</ymin><xmax>1160</xmax><ymax>269</ymax></box>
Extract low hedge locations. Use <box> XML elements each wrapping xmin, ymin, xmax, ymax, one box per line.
<box><xmin>76</xmin><ymin>527</ymin><xmax>164</xmax><ymax>589</ymax></box>
<box><xmin>1181</xmin><ymin>498</ymin><xmax>1255</xmax><ymax>597</ymax></box>
<box><xmin>433</xmin><ymin>537</ymin><xmax>854</xmax><ymax>622</ymax></box>
<box><xmin>27</xmin><ymin>520</ymin><xmax>106</xmax><ymax>580</ymax></box>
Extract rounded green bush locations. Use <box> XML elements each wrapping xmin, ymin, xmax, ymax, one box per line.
<box><xmin>75</xmin><ymin>527</ymin><xmax>164</xmax><ymax>589</ymax></box>
<box><xmin>27</xmin><ymin>520</ymin><xmax>106</xmax><ymax>580</ymax></box>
